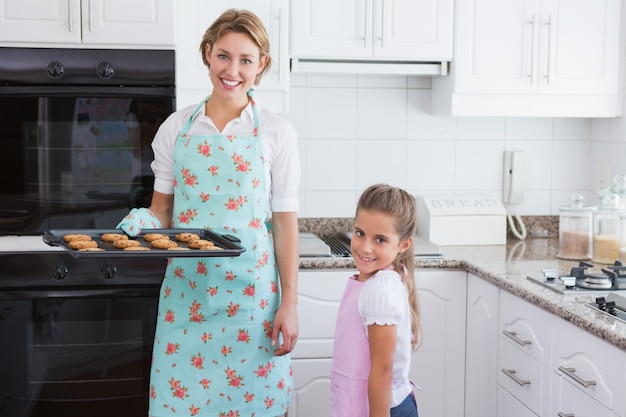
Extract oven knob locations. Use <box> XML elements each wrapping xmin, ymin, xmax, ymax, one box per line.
<box><xmin>96</xmin><ymin>61</ymin><xmax>115</xmax><ymax>79</ymax></box>
<box><xmin>100</xmin><ymin>262</ymin><xmax>118</xmax><ymax>280</ymax></box>
<box><xmin>50</xmin><ymin>262</ymin><xmax>69</xmax><ymax>281</ymax></box>
<box><xmin>46</xmin><ymin>61</ymin><xmax>65</xmax><ymax>79</ymax></box>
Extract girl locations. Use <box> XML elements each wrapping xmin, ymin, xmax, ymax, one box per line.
<box><xmin>330</xmin><ymin>183</ymin><xmax>420</xmax><ymax>417</ymax></box>
<box><xmin>117</xmin><ymin>9</ymin><xmax>299</xmax><ymax>417</ymax></box>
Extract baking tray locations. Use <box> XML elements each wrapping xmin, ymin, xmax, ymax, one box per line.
<box><xmin>42</xmin><ymin>229</ymin><xmax>245</xmax><ymax>259</ymax></box>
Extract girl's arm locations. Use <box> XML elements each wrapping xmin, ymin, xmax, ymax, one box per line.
<box><xmin>368</xmin><ymin>323</ymin><xmax>397</xmax><ymax>417</ymax></box>
<box><xmin>270</xmin><ymin>211</ymin><xmax>299</xmax><ymax>356</ymax></box>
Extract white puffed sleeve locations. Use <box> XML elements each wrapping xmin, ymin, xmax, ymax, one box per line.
<box><xmin>358</xmin><ymin>269</ymin><xmax>407</xmax><ymax>328</ymax></box>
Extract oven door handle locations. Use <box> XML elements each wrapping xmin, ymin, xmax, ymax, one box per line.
<box><xmin>0</xmin><ymin>286</ymin><xmax>160</xmax><ymax>300</ymax></box>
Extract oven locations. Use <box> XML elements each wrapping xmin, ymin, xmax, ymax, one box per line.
<box><xmin>0</xmin><ymin>47</ymin><xmax>175</xmax><ymax>236</ymax></box>
<box><xmin>0</xmin><ymin>242</ymin><xmax>167</xmax><ymax>417</ymax></box>
<box><xmin>0</xmin><ymin>47</ymin><xmax>175</xmax><ymax>416</ymax></box>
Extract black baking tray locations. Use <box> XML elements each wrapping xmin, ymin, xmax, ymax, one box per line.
<box><xmin>42</xmin><ymin>228</ymin><xmax>245</xmax><ymax>259</ymax></box>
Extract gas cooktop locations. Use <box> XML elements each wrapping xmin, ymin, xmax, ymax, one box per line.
<box><xmin>586</xmin><ymin>293</ymin><xmax>626</xmax><ymax>323</ymax></box>
<box><xmin>527</xmin><ymin>261</ymin><xmax>626</xmax><ymax>295</ymax></box>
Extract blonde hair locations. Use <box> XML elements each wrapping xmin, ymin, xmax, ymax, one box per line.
<box><xmin>199</xmin><ymin>9</ymin><xmax>272</xmax><ymax>86</ymax></box>
<box><xmin>356</xmin><ymin>183</ymin><xmax>421</xmax><ymax>350</ymax></box>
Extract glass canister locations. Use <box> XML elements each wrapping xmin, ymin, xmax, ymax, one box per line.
<box><xmin>620</xmin><ymin>213</ymin><xmax>626</xmax><ymax>263</ymax></box>
<box><xmin>592</xmin><ymin>192</ymin><xmax>621</xmax><ymax>264</ymax></box>
<box><xmin>557</xmin><ymin>194</ymin><xmax>594</xmax><ymax>261</ymax></box>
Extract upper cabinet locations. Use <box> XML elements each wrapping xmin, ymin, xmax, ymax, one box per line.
<box><xmin>431</xmin><ymin>0</ymin><xmax>623</xmax><ymax>117</ymax></box>
<box><xmin>0</xmin><ymin>0</ymin><xmax>175</xmax><ymax>47</ymax></box>
<box><xmin>175</xmin><ymin>0</ymin><xmax>289</xmax><ymax>114</ymax></box>
<box><xmin>289</xmin><ymin>0</ymin><xmax>453</xmax><ymax>75</ymax></box>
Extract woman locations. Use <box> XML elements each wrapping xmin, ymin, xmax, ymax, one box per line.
<box><xmin>118</xmin><ymin>9</ymin><xmax>300</xmax><ymax>417</ymax></box>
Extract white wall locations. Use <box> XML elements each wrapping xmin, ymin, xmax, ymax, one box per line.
<box><xmin>282</xmin><ymin>73</ymin><xmax>625</xmax><ymax>218</ymax></box>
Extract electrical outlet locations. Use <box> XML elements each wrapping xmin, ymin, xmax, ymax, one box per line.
<box><xmin>597</xmin><ymin>162</ymin><xmax>612</xmax><ymax>190</ymax></box>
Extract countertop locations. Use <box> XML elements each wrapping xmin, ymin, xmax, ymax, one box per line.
<box><xmin>299</xmin><ymin>237</ymin><xmax>626</xmax><ymax>352</ymax></box>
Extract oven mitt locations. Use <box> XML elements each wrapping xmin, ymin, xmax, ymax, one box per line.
<box><xmin>116</xmin><ymin>208</ymin><xmax>162</xmax><ymax>237</ymax></box>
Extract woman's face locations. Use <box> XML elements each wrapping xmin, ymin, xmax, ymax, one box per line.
<box><xmin>205</xmin><ymin>31</ymin><xmax>268</xmax><ymax>102</ymax></box>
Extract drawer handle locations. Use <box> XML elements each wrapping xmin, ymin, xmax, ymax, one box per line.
<box><xmin>501</xmin><ymin>368</ymin><xmax>531</xmax><ymax>386</ymax></box>
<box><xmin>558</xmin><ymin>366</ymin><xmax>597</xmax><ymax>388</ymax></box>
<box><xmin>558</xmin><ymin>413</ymin><xmax>575</xmax><ymax>417</ymax></box>
<box><xmin>502</xmin><ymin>330</ymin><xmax>532</xmax><ymax>346</ymax></box>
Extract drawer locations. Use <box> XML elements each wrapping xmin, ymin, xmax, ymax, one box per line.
<box><xmin>499</xmin><ymin>338</ymin><xmax>550</xmax><ymax>415</ymax></box>
<box><xmin>497</xmin><ymin>386</ymin><xmax>539</xmax><ymax>417</ymax></box>
<box><xmin>552</xmin><ymin>317</ymin><xmax>626</xmax><ymax>415</ymax></box>
<box><xmin>550</xmin><ymin>371</ymin><xmax>613</xmax><ymax>417</ymax></box>
<box><xmin>500</xmin><ymin>291</ymin><xmax>553</xmax><ymax>363</ymax></box>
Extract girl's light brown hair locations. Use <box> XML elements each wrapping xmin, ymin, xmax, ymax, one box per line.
<box><xmin>356</xmin><ymin>183</ymin><xmax>421</xmax><ymax>350</ymax></box>
<box><xmin>199</xmin><ymin>9</ymin><xmax>272</xmax><ymax>86</ymax></box>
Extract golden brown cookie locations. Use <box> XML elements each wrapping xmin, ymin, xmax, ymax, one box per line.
<box><xmin>63</xmin><ymin>234</ymin><xmax>92</xmax><ymax>242</ymax></box>
<box><xmin>69</xmin><ymin>240</ymin><xmax>99</xmax><ymax>250</ymax></box>
<box><xmin>188</xmin><ymin>239</ymin><xmax>214</xmax><ymax>249</ymax></box>
<box><xmin>101</xmin><ymin>233</ymin><xmax>129</xmax><ymax>242</ymax></box>
<box><xmin>78</xmin><ymin>247</ymin><xmax>105</xmax><ymax>252</ymax></box>
<box><xmin>200</xmin><ymin>245</ymin><xmax>224</xmax><ymax>251</ymax></box>
<box><xmin>143</xmin><ymin>233</ymin><xmax>169</xmax><ymax>242</ymax></box>
<box><xmin>113</xmin><ymin>239</ymin><xmax>142</xmax><ymax>249</ymax></box>
<box><xmin>150</xmin><ymin>239</ymin><xmax>178</xmax><ymax>249</ymax></box>
<box><xmin>167</xmin><ymin>246</ymin><xmax>190</xmax><ymax>250</ymax></box>
<box><xmin>175</xmin><ymin>232</ymin><xmax>201</xmax><ymax>243</ymax></box>
<box><xmin>123</xmin><ymin>246</ymin><xmax>151</xmax><ymax>251</ymax></box>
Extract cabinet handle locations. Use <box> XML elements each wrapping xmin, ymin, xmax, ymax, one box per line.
<box><xmin>501</xmin><ymin>368</ymin><xmax>531</xmax><ymax>386</ymax></box>
<box><xmin>67</xmin><ymin>0</ymin><xmax>73</xmax><ymax>32</ymax></box>
<box><xmin>88</xmin><ymin>0</ymin><xmax>93</xmax><ymax>32</ymax></box>
<box><xmin>502</xmin><ymin>330</ymin><xmax>532</xmax><ymax>346</ymax></box>
<box><xmin>527</xmin><ymin>14</ymin><xmax>535</xmax><ymax>83</ymax></box>
<box><xmin>557</xmin><ymin>413</ymin><xmax>575</xmax><ymax>417</ymax></box>
<box><xmin>362</xmin><ymin>0</ymin><xmax>368</xmax><ymax>47</ymax></box>
<box><xmin>543</xmin><ymin>15</ymin><xmax>552</xmax><ymax>84</ymax></box>
<box><xmin>558</xmin><ymin>366</ymin><xmax>597</xmax><ymax>388</ymax></box>
<box><xmin>379</xmin><ymin>0</ymin><xmax>385</xmax><ymax>47</ymax></box>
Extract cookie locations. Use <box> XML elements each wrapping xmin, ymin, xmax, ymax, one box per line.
<box><xmin>69</xmin><ymin>240</ymin><xmax>98</xmax><ymax>250</ymax></box>
<box><xmin>175</xmin><ymin>232</ymin><xmax>200</xmax><ymax>242</ymax></box>
<box><xmin>63</xmin><ymin>234</ymin><xmax>92</xmax><ymax>243</ymax></box>
<box><xmin>78</xmin><ymin>247</ymin><xmax>105</xmax><ymax>252</ymax></box>
<box><xmin>113</xmin><ymin>239</ymin><xmax>142</xmax><ymax>249</ymax></box>
<box><xmin>188</xmin><ymin>239</ymin><xmax>214</xmax><ymax>249</ymax></box>
<box><xmin>143</xmin><ymin>233</ymin><xmax>169</xmax><ymax>242</ymax></box>
<box><xmin>167</xmin><ymin>246</ymin><xmax>190</xmax><ymax>250</ymax></box>
<box><xmin>200</xmin><ymin>245</ymin><xmax>224</xmax><ymax>251</ymax></box>
<box><xmin>101</xmin><ymin>233</ymin><xmax>129</xmax><ymax>242</ymax></box>
<box><xmin>150</xmin><ymin>239</ymin><xmax>178</xmax><ymax>249</ymax></box>
<box><xmin>123</xmin><ymin>246</ymin><xmax>151</xmax><ymax>251</ymax></box>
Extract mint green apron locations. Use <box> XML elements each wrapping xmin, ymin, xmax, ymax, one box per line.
<box><xmin>148</xmin><ymin>93</ymin><xmax>291</xmax><ymax>416</ymax></box>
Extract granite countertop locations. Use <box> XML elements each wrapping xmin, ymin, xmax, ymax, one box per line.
<box><xmin>299</xmin><ymin>237</ymin><xmax>626</xmax><ymax>353</ymax></box>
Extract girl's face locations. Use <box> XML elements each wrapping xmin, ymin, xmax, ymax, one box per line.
<box><xmin>205</xmin><ymin>31</ymin><xmax>268</xmax><ymax>102</ymax></box>
<box><xmin>351</xmin><ymin>209</ymin><xmax>412</xmax><ymax>280</ymax></box>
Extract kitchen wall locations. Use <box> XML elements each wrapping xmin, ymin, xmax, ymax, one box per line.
<box><xmin>283</xmin><ymin>73</ymin><xmax>626</xmax><ymax>219</ymax></box>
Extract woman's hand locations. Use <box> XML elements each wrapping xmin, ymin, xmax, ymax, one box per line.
<box><xmin>272</xmin><ymin>301</ymin><xmax>299</xmax><ymax>356</ymax></box>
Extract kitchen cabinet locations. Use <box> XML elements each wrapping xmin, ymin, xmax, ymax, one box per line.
<box><xmin>175</xmin><ymin>0</ymin><xmax>290</xmax><ymax>114</ymax></box>
<box><xmin>290</xmin><ymin>0</ymin><xmax>453</xmax><ymax>61</ymax></box>
<box><xmin>498</xmin><ymin>290</ymin><xmax>552</xmax><ymax>416</ymax></box>
<box><xmin>465</xmin><ymin>273</ymin><xmax>499</xmax><ymax>417</ymax></box>
<box><xmin>0</xmin><ymin>0</ymin><xmax>175</xmax><ymax>47</ymax></box>
<box><xmin>551</xmin><ymin>316</ymin><xmax>626</xmax><ymax>417</ymax></box>
<box><xmin>411</xmin><ymin>269</ymin><xmax>466</xmax><ymax>417</ymax></box>
<box><xmin>431</xmin><ymin>0</ymin><xmax>622</xmax><ymax>117</ymax></box>
<box><xmin>290</xmin><ymin>268</ymin><xmax>466</xmax><ymax>417</ymax></box>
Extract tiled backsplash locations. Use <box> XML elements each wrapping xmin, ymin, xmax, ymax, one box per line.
<box><xmin>283</xmin><ymin>74</ymin><xmax>626</xmax><ymax>219</ymax></box>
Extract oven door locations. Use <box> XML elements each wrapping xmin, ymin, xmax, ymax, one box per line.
<box><xmin>0</xmin><ymin>286</ymin><xmax>159</xmax><ymax>417</ymax></box>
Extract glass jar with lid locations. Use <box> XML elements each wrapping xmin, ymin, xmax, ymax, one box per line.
<box><xmin>557</xmin><ymin>194</ymin><xmax>594</xmax><ymax>260</ymax></box>
<box><xmin>592</xmin><ymin>192</ymin><xmax>621</xmax><ymax>264</ymax></box>
<box><xmin>619</xmin><ymin>212</ymin><xmax>626</xmax><ymax>263</ymax></box>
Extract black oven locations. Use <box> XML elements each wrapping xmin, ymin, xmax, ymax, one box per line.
<box><xmin>0</xmin><ymin>47</ymin><xmax>175</xmax><ymax>236</ymax></box>
<box><xmin>0</xmin><ymin>250</ymin><xmax>166</xmax><ymax>417</ymax></box>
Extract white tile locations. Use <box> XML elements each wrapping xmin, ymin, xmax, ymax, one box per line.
<box><xmin>552</xmin><ymin>118</ymin><xmax>591</xmax><ymax>141</ymax></box>
<box><xmin>504</xmin><ymin>140</ymin><xmax>553</xmax><ymax>190</ymax></box>
<box><xmin>406</xmin><ymin>140</ymin><xmax>456</xmax><ymax>190</ymax></box>
<box><xmin>551</xmin><ymin>141</ymin><xmax>592</xmax><ymax>190</ymax></box>
<box><xmin>283</xmin><ymin>86</ymin><xmax>307</xmax><ymax>139</ymax></box>
<box><xmin>456</xmin><ymin>117</ymin><xmax>506</xmax><ymax>141</ymax></box>
<box><xmin>357</xmin><ymin>75</ymin><xmax>407</xmax><ymax>88</ymax></box>
<box><xmin>306</xmin><ymin>88</ymin><xmax>357</xmax><ymax>139</ymax></box>
<box><xmin>505</xmin><ymin>118</ymin><xmax>553</xmax><ymax>141</ymax></box>
<box><xmin>455</xmin><ymin>141</ymin><xmax>505</xmax><ymax>191</ymax></box>
<box><xmin>355</xmin><ymin>140</ymin><xmax>407</xmax><ymax>189</ymax></box>
<box><xmin>306</xmin><ymin>74</ymin><xmax>357</xmax><ymax>88</ymax></box>
<box><xmin>305</xmin><ymin>190</ymin><xmax>358</xmax><ymax>217</ymax></box>
<box><xmin>356</xmin><ymin>88</ymin><xmax>407</xmax><ymax>139</ymax></box>
<box><xmin>305</xmin><ymin>139</ymin><xmax>356</xmax><ymax>190</ymax></box>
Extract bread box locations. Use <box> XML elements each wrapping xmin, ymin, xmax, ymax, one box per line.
<box><xmin>415</xmin><ymin>195</ymin><xmax>507</xmax><ymax>245</ymax></box>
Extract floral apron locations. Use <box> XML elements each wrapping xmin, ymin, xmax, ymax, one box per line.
<box><xmin>148</xmin><ymin>93</ymin><xmax>292</xmax><ymax>417</ymax></box>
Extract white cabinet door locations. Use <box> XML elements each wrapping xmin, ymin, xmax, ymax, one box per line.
<box><xmin>433</xmin><ymin>0</ymin><xmax>622</xmax><ymax>117</ymax></box>
<box><xmin>411</xmin><ymin>269</ymin><xmax>466</xmax><ymax>417</ymax></box>
<box><xmin>465</xmin><ymin>273</ymin><xmax>499</xmax><ymax>417</ymax></box>
<box><xmin>175</xmin><ymin>0</ymin><xmax>289</xmax><ymax>113</ymax></box>
<box><xmin>290</xmin><ymin>0</ymin><xmax>452</xmax><ymax>61</ymax></box>
<box><xmin>0</xmin><ymin>0</ymin><xmax>175</xmax><ymax>46</ymax></box>
<box><xmin>291</xmin><ymin>358</ymin><xmax>333</xmax><ymax>417</ymax></box>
